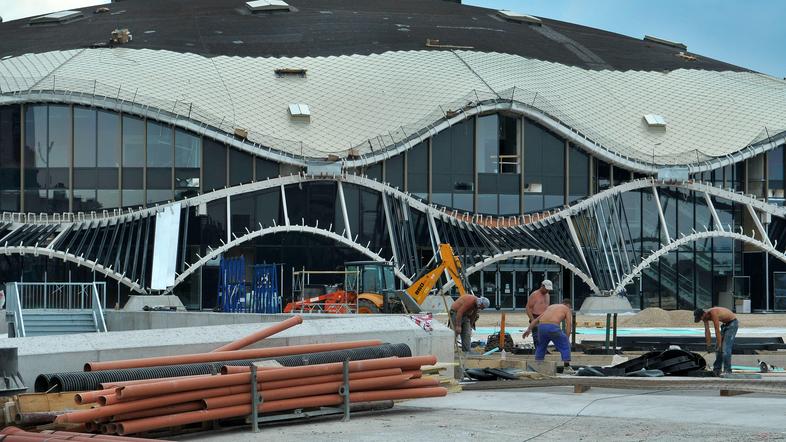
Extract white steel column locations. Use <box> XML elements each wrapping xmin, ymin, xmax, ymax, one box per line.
<box><xmin>565</xmin><ymin>215</ymin><xmax>592</xmax><ymax>280</ymax></box>
<box><xmin>381</xmin><ymin>193</ymin><xmax>400</xmax><ymax>266</ymax></box>
<box><xmin>337</xmin><ymin>181</ymin><xmax>352</xmax><ymax>240</ymax></box>
<box><xmin>652</xmin><ymin>184</ymin><xmax>671</xmax><ymax>243</ymax></box>
<box><xmin>226</xmin><ymin>195</ymin><xmax>231</xmax><ymax>244</ymax></box>
<box><xmin>746</xmin><ymin>203</ymin><xmax>772</xmax><ymax>246</ymax></box>
<box><xmin>280</xmin><ymin>184</ymin><xmax>290</xmax><ymax>226</ymax></box>
<box><xmin>704</xmin><ymin>192</ymin><xmax>723</xmax><ymax>231</ymax></box>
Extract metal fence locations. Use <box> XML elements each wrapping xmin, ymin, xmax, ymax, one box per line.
<box><xmin>10</xmin><ymin>282</ymin><xmax>106</xmax><ymax>310</ymax></box>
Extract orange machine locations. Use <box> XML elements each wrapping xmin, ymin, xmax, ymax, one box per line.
<box><xmin>284</xmin><ymin>244</ymin><xmax>472</xmax><ymax>314</ymax></box>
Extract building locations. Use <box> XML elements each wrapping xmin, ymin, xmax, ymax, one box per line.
<box><xmin>0</xmin><ymin>0</ymin><xmax>785</xmax><ymax>312</ymax></box>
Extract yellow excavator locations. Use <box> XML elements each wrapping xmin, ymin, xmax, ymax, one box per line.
<box><xmin>351</xmin><ymin>243</ymin><xmax>472</xmax><ymax>314</ymax></box>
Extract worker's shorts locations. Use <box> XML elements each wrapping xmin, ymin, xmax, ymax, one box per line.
<box><xmin>535</xmin><ymin>324</ymin><xmax>571</xmax><ymax>362</ymax></box>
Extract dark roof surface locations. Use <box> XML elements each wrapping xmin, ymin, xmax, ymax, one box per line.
<box><xmin>0</xmin><ymin>0</ymin><xmax>745</xmax><ymax>72</ymax></box>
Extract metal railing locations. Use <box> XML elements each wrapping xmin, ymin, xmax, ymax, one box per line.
<box><xmin>10</xmin><ymin>282</ymin><xmax>106</xmax><ymax>310</ymax></box>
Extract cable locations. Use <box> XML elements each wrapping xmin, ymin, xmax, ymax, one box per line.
<box><xmin>522</xmin><ymin>388</ymin><xmax>672</xmax><ymax>441</ymax></box>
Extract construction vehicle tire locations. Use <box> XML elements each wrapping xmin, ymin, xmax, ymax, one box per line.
<box><xmin>357</xmin><ymin>299</ymin><xmax>381</xmax><ymax>314</ymax></box>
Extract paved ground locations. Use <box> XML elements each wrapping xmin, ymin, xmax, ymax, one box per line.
<box><xmin>180</xmin><ymin>387</ymin><xmax>786</xmax><ymax>441</ymax></box>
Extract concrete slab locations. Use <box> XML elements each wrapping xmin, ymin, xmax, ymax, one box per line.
<box><xmin>398</xmin><ymin>388</ymin><xmax>786</xmax><ymax>432</ymax></box>
<box><xmin>1</xmin><ymin>315</ymin><xmax>453</xmax><ymax>390</ymax></box>
<box><xmin>122</xmin><ymin>295</ymin><xmax>186</xmax><ymax>311</ymax></box>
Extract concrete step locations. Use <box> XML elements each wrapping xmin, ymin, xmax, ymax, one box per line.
<box><xmin>17</xmin><ymin>310</ymin><xmax>102</xmax><ymax>336</ymax></box>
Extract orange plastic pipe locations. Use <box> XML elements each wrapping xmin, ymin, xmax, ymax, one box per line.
<box><xmin>402</xmin><ymin>370</ymin><xmax>422</xmax><ymax>379</ymax></box>
<box><xmin>75</xmin><ymin>389</ymin><xmax>115</xmax><ymax>405</ymax></box>
<box><xmin>85</xmin><ymin>339</ymin><xmax>383</xmax><ymax>371</ymax></box>
<box><xmin>212</xmin><ymin>316</ymin><xmax>303</xmax><ymax>352</ymax></box>
<box><xmin>111</xmin><ymin>401</ymin><xmax>203</xmax><ymax>422</ymax></box>
<box><xmin>115</xmin><ymin>387</ymin><xmax>448</xmax><ymax>435</ymax></box>
<box><xmin>222</xmin><ymin>356</ymin><xmax>437</xmax><ymax>381</ymax></box>
<box><xmin>202</xmin><ymin>373</ymin><xmax>412</xmax><ymax>409</ymax></box>
<box><xmin>99</xmin><ymin>374</ymin><xmax>211</xmax><ymax>389</ymax></box>
<box><xmin>259</xmin><ymin>368</ymin><xmax>402</xmax><ymax>391</ymax></box>
<box><xmin>117</xmin><ymin>356</ymin><xmax>435</xmax><ymax>399</ymax></box>
<box><xmin>379</xmin><ymin>378</ymin><xmax>440</xmax><ymax>389</ymax></box>
<box><xmin>118</xmin><ymin>368</ymin><xmax>409</xmax><ymax>405</ymax></box>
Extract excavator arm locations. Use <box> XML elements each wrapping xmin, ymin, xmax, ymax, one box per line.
<box><xmin>403</xmin><ymin>243</ymin><xmax>471</xmax><ymax>306</ymax></box>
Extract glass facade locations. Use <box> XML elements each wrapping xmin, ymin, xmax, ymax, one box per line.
<box><xmin>1</xmin><ymin>103</ymin><xmax>784</xmax><ymax>312</ymax></box>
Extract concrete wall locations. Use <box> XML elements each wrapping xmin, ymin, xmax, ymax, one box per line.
<box><xmin>4</xmin><ymin>315</ymin><xmax>453</xmax><ymax>391</ymax></box>
<box><xmin>105</xmin><ymin>311</ymin><xmax>339</xmax><ymax>331</ymax></box>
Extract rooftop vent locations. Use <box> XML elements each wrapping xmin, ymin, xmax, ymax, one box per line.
<box><xmin>497</xmin><ymin>10</ymin><xmax>542</xmax><ymax>26</ymax></box>
<box><xmin>275</xmin><ymin>68</ymin><xmax>307</xmax><ymax>78</ymax></box>
<box><xmin>246</xmin><ymin>0</ymin><xmax>291</xmax><ymax>12</ymax></box>
<box><xmin>289</xmin><ymin>103</ymin><xmax>311</xmax><ymax>120</ymax></box>
<box><xmin>643</xmin><ymin>35</ymin><xmax>687</xmax><ymax>50</ymax></box>
<box><xmin>29</xmin><ymin>10</ymin><xmax>83</xmax><ymax>25</ymax></box>
<box><xmin>643</xmin><ymin>114</ymin><xmax>667</xmax><ymax>128</ymax></box>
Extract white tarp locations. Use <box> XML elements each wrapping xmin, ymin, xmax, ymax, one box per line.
<box><xmin>150</xmin><ymin>203</ymin><xmax>181</xmax><ymax>290</ymax></box>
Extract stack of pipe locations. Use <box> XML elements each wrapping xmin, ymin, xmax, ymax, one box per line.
<box><xmin>44</xmin><ymin>315</ymin><xmax>447</xmax><ymax>435</ymax></box>
<box><xmin>55</xmin><ymin>355</ymin><xmax>446</xmax><ymax>435</ymax></box>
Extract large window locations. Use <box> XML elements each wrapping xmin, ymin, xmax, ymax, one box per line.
<box><xmin>431</xmin><ymin>119</ymin><xmax>473</xmax><ymax>211</ymax></box>
<box><xmin>146</xmin><ymin>120</ymin><xmax>174</xmax><ymax>204</ymax></box>
<box><xmin>384</xmin><ymin>154</ymin><xmax>404</xmax><ymax>190</ymax></box>
<box><xmin>97</xmin><ymin>110</ymin><xmax>121</xmax><ymax>209</ymax></box>
<box><xmin>524</xmin><ymin>120</ymin><xmax>564</xmax><ymax>212</ymax></box>
<box><xmin>406</xmin><ymin>141</ymin><xmax>428</xmax><ymax>200</ymax></box>
<box><xmin>568</xmin><ymin>144</ymin><xmax>589</xmax><ymax>204</ymax></box>
<box><xmin>477</xmin><ymin>114</ymin><xmax>520</xmax><ymax>215</ymax></box>
<box><xmin>24</xmin><ymin>105</ymin><xmax>71</xmax><ymax>213</ymax></box>
<box><xmin>122</xmin><ymin>115</ymin><xmax>145</xmax><ymax>207</ymax></box>
<box><xmin>203</xmin><ymin>138</ymin><xmax>227</xmax><ymax>192</ymax></box>
<box><xmin>175</xmin><ymin>129</ymin><xmax>201</xmax><ymax>199</ymax></box>
<box><xmin>0</xmin><ymin>105</ymin><xmax>21</xmax><ymax>212</ymax></box>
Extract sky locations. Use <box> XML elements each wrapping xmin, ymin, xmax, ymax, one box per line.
<box><xmin>0</xmin><ymin>0</ymin><xmax>783</xmax><ymax>78</ymax></box>
<box><xmin>466</xmin><ymin>0</ymin><xmax>786</xmax><ymax>78</ymax></box>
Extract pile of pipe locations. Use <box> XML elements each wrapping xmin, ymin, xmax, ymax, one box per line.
<box><xmin>48</xmin><ymin>316</ymin><xmax>446</xmax><ymax>435</ymax></box>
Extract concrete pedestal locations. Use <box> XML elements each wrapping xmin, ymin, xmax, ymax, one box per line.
<box><xmin>579</xmin><ymin>296</ymin><xmax>634</xmax><ymax>315</ymax></box>
<box><xmin>123</xmin><ymin>295</ymin><xmax>186</xmax><ymax>311</ymax></box>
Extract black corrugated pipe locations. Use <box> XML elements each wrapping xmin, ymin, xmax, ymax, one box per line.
<box><xmin>35</xmin><ymin>343</ymin><xmax>411</xmax><ymax>392</ymax></box>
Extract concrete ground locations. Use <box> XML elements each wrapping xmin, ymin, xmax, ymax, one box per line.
<box><xmin>180</xmin><ymin>387</ymin><xmax>786</xmax><ymax>441</ymax></box>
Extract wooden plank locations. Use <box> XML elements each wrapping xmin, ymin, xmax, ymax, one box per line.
<box><xmin>462</xmin><ymin>376</ymin><xmax>786</xmax><ymax>395</ymax></box>
<box><xmin>720</xmin><ymin>390</ymin><xmax>751</xmax><ymax>397</ymax></box>
<box><xmin>574</xmin><ymin>385</ymin><xmax>591</xmax><ymax>393</ymax></box>
<box><xmin>15</xmin><ymin>393</ymin><xmax>91</xmax><ymax>414</ymax></box>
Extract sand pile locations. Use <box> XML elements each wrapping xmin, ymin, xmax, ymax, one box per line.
<box><xmin>618</xmin><ymin>308</ymin><xmax>696</xmax><ymax>327</ymax></box>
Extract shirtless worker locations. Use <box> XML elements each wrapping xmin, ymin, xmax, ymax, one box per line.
<box><xmin>450</xmin><ymin>294</ymin><xmax>490</xmax><ymax>352</ymax></box>
<box><xmin>526</xmin><ymin>280</ymin><xmax>552</xmax><ymax>348</ymax></box>
<box><xmin>694</xmin><ymin>306</ymin><xmax>738</xmax><ymax>376</ymax></box>
<box><xmin>523</xmin><ymin>299</ymin><xmax>574</xmax><ymax>373</ymax></box>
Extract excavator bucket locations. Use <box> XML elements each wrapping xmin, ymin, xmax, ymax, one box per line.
<box><xmin>394</xmin><ymin>290</ymin><xmax>422</xmax><ymax>314</ymax></box>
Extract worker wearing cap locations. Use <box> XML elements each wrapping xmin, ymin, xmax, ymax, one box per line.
<box><xmin>694</xmin><ymin>307</ymin><xmax>738</xmax><ymax>376</ymax></box>
<box><xmin>526</xmin><ymin>280</ymin><xmax>552</xmax><ymax>348</ymax></box>
<box><xmin>450</xmin><ymin>295</ymin><xmax>490</xmax><ymax>352</ymax></box>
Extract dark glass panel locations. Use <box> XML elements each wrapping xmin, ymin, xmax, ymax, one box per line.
<box><xmin>255</xmin><ymin>157</ymin><xmax>279</xmax><ymax>181</ymax></box>
<box><xmin>406</xmin><ymin>141</ymin><xmax>427</xmax><ymax>199</ymax></box>
<box><xmin>47</xmin><ymin>105</ymin><xmax>71</xmax><ymax>168</ymax></box>
<box><xmin>24</xmin><ymin>105</ymin><xmax>48</xmax><ymax>190</ymax></box>
<box><xmin>204</xmin><ymin>198</ymin><xmax>227</xmax><ymax>249</ymax></box>
<box><xmin>524</xmin><ymin>120</ymin><xmax>563</xmax><ymax>212</ymax></box>
<box><xmin>97</xmin><ymin>110</ymin><xmax>120</xmax><ymax>167</ymax></box>
<box><xmin>366</xmin><ymin>163</ymin><xmax>382</xmax><ymax>181</ymax></box>
<box><xmin>122</xmin><ymin>115</ymin><xmax>145</xmax><ymax>167</ymax></box>
<box><xmin>595</xmin><ymin>159</ymin><xmax>611</xmax><ymax>192</ymax></box>
<box><xmin>74</xmin><ymin>107</ymin><xmax>97</xmax><ymax>167</ymax></box>
<box><xmin>768</xmin><ymin>145</ymin><xmax>785</xmax><ymax>206</ymax></box>
<box><xmin>0</xmin><ymin>105</ymin><xmax>21</xmax><ymax>211</ymax></box>
<box><xmin>431</xmin><ymin>119</ymin><xmax>473</xmax><ymax>211</ymax></box>
<box><xmin>202</xmin><ymin>138</ymin><xmax>227</xmax><ymax>191</ymax></box>
<box><xmin>568</xmin><ymin>144</ymin><xmax>588</xmax><ymax>204</ymax></box>
<box><xmin>612</xmin><ymin>166</ymin><xmax>631</xmax><ymax>186</ymax></box>
<box><xmin>384</xmin><ymin>153</ymin><xmax>404</xmax><ymax>189</ymax></box>
<box><xmin>229</xmin><ymin>149</ymin><xmax>253</xmax><ymax>186</ymax></box>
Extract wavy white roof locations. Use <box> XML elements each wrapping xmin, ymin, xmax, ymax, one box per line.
<box><xmin>0</xmin><ymin>48</ymin><xmax>784</xmax><ymax>166</ymax></box>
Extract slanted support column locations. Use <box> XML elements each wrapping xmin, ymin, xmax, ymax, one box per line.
<box><xmin>426</xmin><ymin>209</ymin><xmax>441</xmax><ymax>255</ymax></box>
<box><xmin>337</xmin><ymin>181</ymin><xmax>352</xmax><ymax>240</ymax></box>
<box><xmin>746</xmin><ymin>203</ymin><xmax>772</xmax><ymax>246</ymax></box>
<box><xmin>280</xmin><ymin>184</ymin><xmax>290</xmax><ymax>226</ymax></box>
<box><xmin>652</xmin><ymin>185</ymin><xmax>671</xmax><ymax>243</ymax></box>
<box><xmin>565</xmin><ymin>215</ymin><xmax>593</xmax><ymax>288</ymax></box>
<box><xmin>381</xmin><ymin>193</ymin><xmax>400</xmax><ymax>266</ymax></box>
<box><xmin>704</xmin><ymin>192</ymin><xmax>723</xmax><ymax>231</ymax></box>
<box><xmin>226</xmin><ymin>195</ymin><xmax>231</xmax><ymax>244</ymax></box>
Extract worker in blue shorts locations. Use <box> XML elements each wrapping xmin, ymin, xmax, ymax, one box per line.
<box><xmin>523</xmin><ymin>299</ymin><xmax>574</xmax><ymax>374</ymax></box>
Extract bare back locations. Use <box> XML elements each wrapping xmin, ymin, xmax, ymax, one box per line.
<box><xmin>707</xmin><ymin>307</ymin><xmax>736</xmax><ymax>324</ymax></box>
<box><xmin>537</xmin><ymin>303</ymin><xmax>571</xmax><ymax>324</ymax></box>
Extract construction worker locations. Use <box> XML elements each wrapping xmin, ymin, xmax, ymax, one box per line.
<box><xmin>694</xmin><ymin>307</ymin><xmax>738</xmax><ymax>376</ymax></box>
<box><xmin>526</xmin><ymin>280</ymin><xmax>552</xmax><ymax>348</ymax></box>
<box><xmin>450</xmin><ymin>295</ymin><xmax>490</xmax><ymax>352</ymax></box>
<box><xmin>523</xmin><ymin>299</ymin><xmax>574</xmax><ymax>373</ymax></box>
